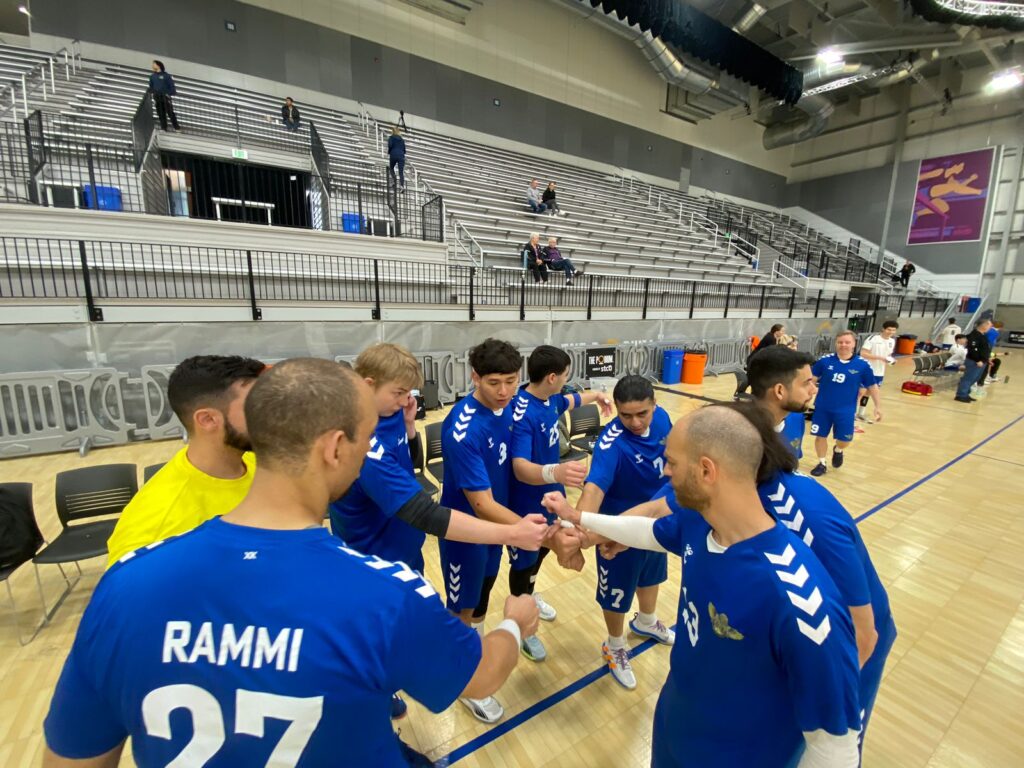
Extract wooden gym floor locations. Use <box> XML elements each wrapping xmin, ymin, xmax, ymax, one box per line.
<box><xmin>0</xmin><ymin>352</ymin><xmax>1021</xmax><ymax>767</ymax></box>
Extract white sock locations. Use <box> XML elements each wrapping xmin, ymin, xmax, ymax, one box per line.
<box><xmin>818</xmin><ymin>458</ymin><xmax>827</xmax><ymax>465</ymax></box>
<box><xmin>834</xmin><ymin>448</ymin><xmax>843</xmax><ymax>454</ymax></box>
<box><xmin>636</xmin><ymin>611</ymin><xmax>657</xmax><ymax>627</ymax></box>
<box><xmin>607</xmin><ymin>634</ymin><xmax>627</xmax><ymax>650</ymax></box>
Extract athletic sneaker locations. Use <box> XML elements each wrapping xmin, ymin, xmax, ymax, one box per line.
<box><xmin>602</xmin><ymin>642</ymin><xmax>637</xmax><ymax>690</ymax></box>
<box><xmin>855</xmin><ymin>412</ymin><xmax>867</xmax><ymax>422</ymax></box>
<box><xmin>987</xmin><ymin>377</ymin><xmax>998</xmax><ymax>383</ymax></box>
<box><xmin>854</xmin><ymin>426</ymin><xmax>866</xmax><ymax>435</ymax></box>
<box><xmin>811</xmin><ymin>463</ymin><xmax>827</xmax><ymax>477</ymax></box>
<box><xmin>460</xmin><ymin>695</ymin><xmax>504</xmax><ymax>723</ymax></box>
<box><xmin>629</xmin><ymin>614</ymin><xmax>676</xmax><ymax>645</ymax></box>
<box><xmin>831</xmin><ymin>449</ymin><xmax>844</xmax><ymax>469</ymax></box>
<box><xmin>521</xmin><ymin>635</ymin><xmax>547</xmax><ymax>662</ymax></box>
<box><xmin>535</xmin><ymin>593</ymin><xmax>557</xmax><ymax>622</ymax></box>
<box><xmin>391</xmin><ymin>693</ymin><xmax>407</xmax><ymax>720</ymax></box>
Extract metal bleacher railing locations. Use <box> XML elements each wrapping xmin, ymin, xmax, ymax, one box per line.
<box><xmin>0</xmin><ymin>234</ymin><xmax>952</xmax><ymax>325</ymax></box>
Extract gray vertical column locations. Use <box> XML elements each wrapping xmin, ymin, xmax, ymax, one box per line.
<box><xmin>988</xmin><ymin>141</ymin><xmax>1024</xmax><ymax>310</ymax></box>
<box><xmin>876</xmin><ymin>83</ymin><xmax>910</xmax><ymax>280</ymax></box>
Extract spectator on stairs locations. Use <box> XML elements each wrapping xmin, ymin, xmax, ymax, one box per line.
<box><xmin>281</xmin><ymin>97</ymin><xmax>302</xmax><ymax>132</ymax></box>
<box><xmin>148</xmin><ymin>60</ymin><xmax>180</xmax><ymax>132</ymax></box>
<box><xmin>522</xmin><ymin>233</ymin><xmax>548</xmax><ymax>284</ymax></box>
<box><xmin>542</xmin><ymin>237</ymin><xmax>581</xmax><ymax>286</ymax></box>
<box><xmin>388</xmin><ymin>127</ymin><xmax>407</xmax><ymax>191</ymax></box>
<box><xmin>527</xmin><ymin>179</ymin><xmax>548</xmax><ymax>215</ymax></box>
<box><xmin>542</xmin><ymin>182</ymin><xmax>567</xmax><ymax>217</ymax></box>
<box><xmin>899</xmin><ymin>260</ymin><xmax>916</xmax><ymax>288</ymax></box>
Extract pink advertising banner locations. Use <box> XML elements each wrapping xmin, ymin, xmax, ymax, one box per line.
<box><xmin>907</xmin><ymin>147</ymin><xmax>996</xmax><ymax>246</ymax></box>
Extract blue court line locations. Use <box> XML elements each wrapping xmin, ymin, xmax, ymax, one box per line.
<box><xmin>441</xmin><ymin>631</ymin><xmax>670</xmax><ymax>765</ymax></box>
<box><xmin>853</xmin><ymin>412</ymin><xmax>1023</xmax><ymax>524</ymax></box>
<box><xmin>440</xmin><ymin>412</ymin><xmax>1023</xmax><ymax>764</ymax></box>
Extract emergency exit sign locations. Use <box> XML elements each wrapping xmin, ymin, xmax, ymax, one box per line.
<box><xmin>232</xmin><ymin>148</ymin><xmax>248</xmax><ymax>160</ymax></box>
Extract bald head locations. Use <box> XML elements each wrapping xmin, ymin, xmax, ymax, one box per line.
<box><xmin>245</xmin><ymin>357</ymin><xmax>374</xmax><ymax>474</ymax></box>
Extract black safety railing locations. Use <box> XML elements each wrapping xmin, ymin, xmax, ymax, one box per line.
<box><xmin>0</xmin><ymin>235</ymin><xmax>952</xmax><ymax>323</ymax></box>
<box><xmin>131</xmin><ymin>92</ymin><xmax>156</xmax><ymax>171</ymax></box>
<box><xmin>0</xmin><ymin>120</ymin><xmax>32</xmax><ymax>203</ymax></box>
<box><xmin>422</xmin><ymin>194</ymin><xmax>443</xmax><ymax>242</ymax></box>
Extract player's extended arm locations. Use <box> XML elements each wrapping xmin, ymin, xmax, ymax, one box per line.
<box><xmin>43</xmin><ymin>744</ymin><xmax>124</xmax><ymax>768</ymax></box>
<box><xmin>572</xmin><ymin>390</ymin><xmax>614</xmax><ymax>417</ymax></box>
<box><xmin>464</xmin><ymin>488</ymin><xmax>522</xmax><ymax>526</ymax></box>
<box><xmin>849</xmin><ymin>604</ymin><xmax>878</xmax><ymax>668</ymax></box>
<box><xmin>460</xmin><ymin>595</ymin><xmax>540</xmax><ymax>700</ymax></box>
<box><xmin>512</xmin><ymin>457</ymin><xmax>587</xmax><ymax>489</ymax></box>
<box><xmin>394</xmin><ymin>491</ymin><xmax>547</xmax><ymax>549</ymax></box>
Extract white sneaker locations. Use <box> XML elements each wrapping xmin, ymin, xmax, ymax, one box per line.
<box><xmin>629</xmin><ymin>614</ymin><xmax>676</xmax><ymax>645</ymax></box>
<box><xmin>460</xmin><ymin>695</ymin><xmax>504</xmax><ymax>723</ymax></box>
<box><xmin>987</xmin><ymin>377</ymin><xmax>998</xmax><ymax>383</ymax></box>
<box><xmin>534</xmin><ymin>593</ymin><xmax>556</xmax><ymax>622</ymax></box>
<box><xmin>602</xmin><ymin>642</ymin><xmax>637</xmax><ymax>690</ymax></box>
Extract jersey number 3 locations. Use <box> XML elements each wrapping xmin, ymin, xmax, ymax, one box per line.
<box><xmin>498</xmin><ymin>442</ymin><xmax>508</xmax><ymax>465</ymax></box>
<box><xmin>143</xmin><ymin>685</ymin><xmax>323</xmax><ymax>767</ymax></box>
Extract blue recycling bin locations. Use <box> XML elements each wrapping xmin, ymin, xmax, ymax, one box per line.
<box><xmin>341</xmin><ymin>212</ymin><xmax>365</xmax><ymax>233</ymax></box>
<box><xmin>965</xmin><ymin>297</ymin><xmax>982</xmax><ymax>312</ymax></box>
<box><xmin>662</xmin><ymin>349</ymin><xmax>684</xmax><ymax>384</ymax></box>
<box><xmin>81</xmin><ymin>185</ymin><xmax>123</xmax><ymax>211</ymax></box>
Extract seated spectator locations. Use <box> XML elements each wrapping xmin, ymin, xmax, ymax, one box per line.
<box><xmin>542</xmin><ymin>237</ymin><xmax>582</xmax><ymax>286</ymax></box>
<box><xmin>281</xmin><ymin>97</ymin><xmax>301</xmax><ymax>131</ymax></box>
<box><xmin>527</xmin><ymin>179</ymin><xmax>548</xmax><ymax>215</ymax></box>
<box><xmin>521</xmin><ymin>232</ymin><xmax>547</xmax><ymax>284</ymax></box>
<box><xmin>542</xmin><ymin>182</ymin><xmax>567</xmax><ymax>217</ymax></box>
<box><xmin>944</xmin><ymin>335</ymin><xmax>968</xmax><ymax>370</ymax></box>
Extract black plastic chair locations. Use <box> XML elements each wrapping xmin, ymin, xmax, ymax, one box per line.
<box><xmin>567</xmin><ymin>404</ymin><xmax>603</xmax><ymax>455</ymax></box>
<box><xmin>559</xmin><ymin>413</ymin><xmax>590</xmax><ymax>463</ymax></box>
<box><xmin>0</xmin><ymin>483</ymin><xmax>49</xmax><ymax>645</ymax></box>
<box><xmin>424</xmin><ymin>422</ymin><xmax>445</xmax><ymax>485</ymax></box>
<box><xmin>412</xmin><ymin>431</ymin><xmax>439</xmax><ymax>498</ymax></box>
<box><xmin>33</xmin><ymin>464</ymin><xmax>138</xmax><ymax>611</ymax></box>
<box><xmin>143</xmin><ymin>462</ymin><xmax>166</xmax><ymax>484</ymax></box>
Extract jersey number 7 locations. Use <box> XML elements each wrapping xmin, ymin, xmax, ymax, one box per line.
<box><xmin>143</xmin><ymin>684</ymin><xmax>323</xmax><ymax>766</ymax></box>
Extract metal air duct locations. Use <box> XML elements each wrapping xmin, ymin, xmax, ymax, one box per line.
<box><xmin>762</xmin><ymin>94</ymin><xmax>835</xmax><ymax>149</ymax></box>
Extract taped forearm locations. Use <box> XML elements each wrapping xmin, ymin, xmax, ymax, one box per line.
<box><xmin>578</xmin><ymin>512</ymin><xmax>666</xmax><ymax>553</ymax></box>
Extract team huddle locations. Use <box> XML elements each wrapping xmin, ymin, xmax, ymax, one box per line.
<box><xmin>42</xmin><ymin>335</ymin><xmax>896</xmax><ymax>768</ymax></box>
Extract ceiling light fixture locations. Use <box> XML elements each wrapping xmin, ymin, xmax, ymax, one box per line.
<box><xmin>985</xmin><ymin>68</ymin><xmax>1023</xmax><ymax>94</ymax></box>
<box><xmin>816</xmin><ymin>47</ymin><xmax>844</xmax><ymax>65</ymax></box>
<box><xmin>17</xmin><ymin>5</ymin><xmax>30</xmax><ymax>15</ymax></box>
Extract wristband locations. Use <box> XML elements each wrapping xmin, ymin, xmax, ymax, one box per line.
<box><xmin>541</xmin><ymin>463</ymin><xmax>558</xmax><ymax>484</ymax></box>
<box><xmin>571</xmin><ymin>392</ymin><xmax>582</xmax><ymax>409</ymax></box>
<box><xmin>495</xmin><ymin>618</ymin><xmax>522</xmax><ymax>648</ymax></box>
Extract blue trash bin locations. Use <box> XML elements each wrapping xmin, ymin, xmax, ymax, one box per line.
<box><xmin>81</xmin><ymin>185</ymin><xmax>123</xmax><ymax>211</ymax></box>
<box><xmin>662</xmin><ymin>349</ymin><xmax>684</xmax><ymax>385</ymax></box>
<box><xmin>341</xmin><ymin>213</ymin><xmax>364</xmax><ymax>233</ymax></box>
<box><xmin>965</xmin><ymin>297</ymin><xmax>982</xmax><ymax>312</ymax></box>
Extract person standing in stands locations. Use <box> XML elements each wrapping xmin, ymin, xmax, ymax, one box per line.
<box><xmin>522</xmin><ymin>232</ymin><xmax>548</xmax><ymax>284</ymax></box>
<box><xmin>148</xmin><ymin>60</ymin><xmax>180</xmax><ymax>132</ymax></box>
<box><xmin>955</xmin><ymin>318</ymin><xmax>993</xmax><ymax>403</ymax></box>
<box><xmin>541</xmin><ymin>237</ymin><xmax>581</xmax><ymax>286</ymax></box>
<box><xmin>280</xmin><ymin>97</ymin><xmax>301</xmax><ymax>132</ymax></box>
<box><xmin>899</xmin><ymin>261</ymin><xmax>916</xmax><ymax>288</ymax></box>
<box><xmin>527</xmin><ymin>179</ymin><xmax>548</xmax><ymax>214</ymax></box>
<box><xmin>388</xmin><ymin>127</ymin><xmax>407</xmax><ymax>191</ymax></box>
<box><xmin>542</xmin><ymin>182</ymin><xmax>566</xmax><ymax>217</ymax></box>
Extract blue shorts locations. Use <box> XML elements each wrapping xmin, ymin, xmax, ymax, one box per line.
<box><xmin>439</xmin><ymin>540</ymin><xmax>501</xmax><ymax>612</ymax></box>
<box><xmin>873</xmin><ymin>376</ymin><xmax>883</xmax><ymax>387</ymax></box>
<box><xmin>810</xmin><ymin>408</ymin><xmax>855</xmax><ymax>442</ymax></box>
<box><xmin>859</xmin><ymin>615</ymin><xmax>897</xmax><ymax>753</ymax></box>
<box><xmin>596</xmin><ymin>546</ymin><xmax>667</xmax><ymax>612</ymax></box>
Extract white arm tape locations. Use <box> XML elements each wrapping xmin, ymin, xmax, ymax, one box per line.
<box><xmin>579</xmin><ymin>512</ymin><xmax>667</xmax><ymax>553</ymax></box>
<box><xmin>494</xmin><ymin>618</ymin><xmax>522</xmax><ymax>648</ymax></box>
<box><xmin>798</xmin><ymin>730</ymin><xmax>860</xmax><ymax>768</ymax></box>
<box><xmin>541</xmin><ymin>463</ymin><xmax>558</xmax><ymax>484</ymax></box>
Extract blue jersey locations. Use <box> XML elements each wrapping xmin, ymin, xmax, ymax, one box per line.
<box><xmin>440</xmin><ymin>394</ymin><xmax>513</xmax><ymax>513</ymax></box>
<box><xmin>508</xmin><ymin>388</ymin><xmax>573</xmax><ymax>515</ymax></box>
<box><xmin>812</xmin><ymin>354</ymin><xmax>876</xmax><ymax>412</ymax></box>
<box><xmin>779</xmin><ymin>412</ymin><xmax>806</xmax><ymax>459</ymax></box>
<box><xmin>651</xmin><ymin>497</ymin><xmax>861</xmax><ymax>767</ymax></box>
<box><xmin>44</xmin><ymin>518</ymin><xmax>480</xmax><ymax>767</ymax></box>
<box><xmin>328</xmin><ymin>410</ymin><xmax>425</xmax><ymax>571</ymax></box>
<box><xmin>758</xmin><ymin>470</ymin><xmax>893</xmax><ymax>643</ymax></box>
<box><xmin>586</xmin><ymin>405</ymin><xmax>672</xmax><ymax>515</ymax></box>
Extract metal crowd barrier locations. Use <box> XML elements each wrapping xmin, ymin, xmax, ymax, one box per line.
<box><xmin>0</xmin><ymin>368</ymin><xmax>130</xmax><ymax>457</ymax></box>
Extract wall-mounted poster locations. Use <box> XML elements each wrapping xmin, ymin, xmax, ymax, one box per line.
<box><xmin>907</xmin><ymin>147</ymin><xmax>996</xmax><ymax>245</ymax></box>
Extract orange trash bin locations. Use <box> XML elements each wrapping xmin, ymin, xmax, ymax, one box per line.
<box><xmin>895</xmin><ymin>337</ymin><xmax>916</xmax><ymax>356</ymax></box>
<box><xmin>682</xmin><ymin>352</ymin><xmax>708</xmax><ymax>384</ymax></box>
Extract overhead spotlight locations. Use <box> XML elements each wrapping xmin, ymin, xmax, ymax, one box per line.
<box><xmin>816</xmin><ymin>47</ymin><xmax>843</xmax><ymax>65</ymax></box>
<box><xmin>17</xmin><ymin>4</ymin><xmax>30</xmax><ymax>15</ymax></box>
<box><xmin>985</xmin><ymin>67</ymin><xmax>1023</xmax><ymax>94</ymax></box>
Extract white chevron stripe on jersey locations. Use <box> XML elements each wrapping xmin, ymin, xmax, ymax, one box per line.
<box><xmin>766</xmin><ymin>482</ymin><xmax>786</xmax><ymax>502</ymax></box>
<box><xmin>366</xmin><ymin>438</ymin><xmax>385</xmax><ymax>461</ymax></box>
<box><xmin>775</xmin><ymin>564</ymin><xmax>810</xmax><ymax>588</ymax></box>
<box><xmin>772</xmin><ymin>487</ymin><xmax>816</xmax><ymax>549</ymax></box>
<box><xmin>786</xmin><ymin>587</ymin><xmax>823</xmax><ymax>616</ymax></box>
<box><xmin>764</xmin><ymin>543</ymin><xmax>796</xmax><ymax>567</ymax></box>
<box><xmin>773</xmin><ymin>495</ymin><xmax>794</xmax><ymax>517</ymax></box>
<box><xmin>796</xmin><ymin>615</ymin><xmax>832</xmax><ymax>645</ymax></box>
